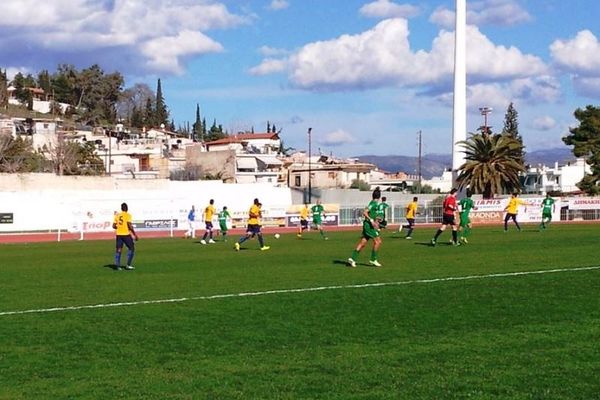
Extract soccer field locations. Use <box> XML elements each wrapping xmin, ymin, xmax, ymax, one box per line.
<box><xmin>1</xmin><ymin>224</ymin><xmax>599</xmax><ymax>399</ymax></box>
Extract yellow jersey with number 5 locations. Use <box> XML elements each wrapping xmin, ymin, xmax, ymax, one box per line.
<box><xmin>114</xmin><ymin>211</ymin><xmax>132</xmax><ymax>235</ymax></box>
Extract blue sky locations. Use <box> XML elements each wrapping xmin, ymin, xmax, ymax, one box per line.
<box><xmin>2</xmin><ymin>0</ymin><xmax>600</xmax><ymax>158</ymax></box>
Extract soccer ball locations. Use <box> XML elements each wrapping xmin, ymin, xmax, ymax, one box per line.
<box><xmin>274</xmin><ymin>233</ymin><xmax>280</xmax><ymax>239</ymax></box>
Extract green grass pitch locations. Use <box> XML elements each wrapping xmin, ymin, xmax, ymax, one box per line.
<box><xmin>1</xmin><ymin>224</ymin><xmax>599</xmax><ymax>399</ymax></box>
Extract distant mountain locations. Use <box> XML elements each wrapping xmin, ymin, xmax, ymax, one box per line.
<box><xmin>525</xmin><ymin>148</ymin><xmax>575</xmax><ymax>166</ymax></box>
<box><xmin>357</xmin><ymin>154</ymin><xmax>450</xmax><ymax>179</ymax></box>
<box><xmin>357</xmin><ymin>148</ymin><xmax>577</xmax><ymax>179</ymax></box>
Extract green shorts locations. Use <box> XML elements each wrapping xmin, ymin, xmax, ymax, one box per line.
<box><xmin>219</xmin><ymin>222</ymin><xmax>228</xmax><ymax>232</ymax></box>
<box><xmin>459</xmin><ymin>213</ymin><xmax>470</xmax><ymax>227</ymax></box>
<box><xmin>362</xmin><ymin>221</ymin><xmax>379</xmax><ymax>239</ymax></box>
<box><xmin>542</xmin><ymin>211</ymin><xmax>552</xmax><ymax>220</ymax></box>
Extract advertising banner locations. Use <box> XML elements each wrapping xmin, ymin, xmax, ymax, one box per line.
<box><xmin>286</xmin><ymin>204</ymin><xmax>340</xmax><ymax>227</ymax></box>
<box><xmin>467</xmin><ymin>197</ymin><xmax>560</xmax><ymax>224</ymax></box>
<box><xmin>568</xmin><ymin>198</ymin><xmax>600</xmax><ymax>210</ymax></box>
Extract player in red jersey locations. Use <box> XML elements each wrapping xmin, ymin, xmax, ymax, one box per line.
<box><xmin>431</xmin><ymin>188</ymin><xmax>460</xmax><ymax>246</ymax></box>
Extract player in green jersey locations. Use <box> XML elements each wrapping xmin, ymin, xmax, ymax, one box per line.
<box><xmin>218</xmin><ymin>206</ymin><xmax>231</xmax><ymax>241</ymax></box>
<box><xmin>311</xmin><ymin>199</ymin><xmax>328</xmax><ymax>240</ymax></box>
<box><xmin>377</xmin><ymin>196</ymin><xmax>390</xmax><ymax>229</ymax></box>
<box><xmin>539</xmin><ymin>194</ymin><xmax>556</xmax><ymax>230</ymax></box>
<box><xmin>458</xmin><ymin>191</ymin><xmax>477</xmax><ymax>243</ymax></box>
<box><xmin>347</xmin><ymin>188</ymin><xmax>383</xmax><ymax>268</ymax></box>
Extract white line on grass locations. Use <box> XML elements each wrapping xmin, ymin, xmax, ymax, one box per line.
<box><xmin>1</xmin><ymin>265</ymin><xmax>599</xmax><ymax>317</ymax></box>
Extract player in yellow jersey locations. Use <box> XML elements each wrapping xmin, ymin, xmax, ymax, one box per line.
<box><xmin>297</xmin><ymin>203</ymin><xmax>309</xmax><ymax>238</ymax></box>
<box><xmin>399</xmin><ymin>196</ymin><xmax>418</xmax><ymax>239</ymax></box>
<box><xmin>201</xmin><ymin>199</ymin><xmax>216</xmax><ymax>244</ymax></box>
<box><xmin>112</xmin><ymin>202</ymin><xmax>139</xmax><ymax>270</ymax></box>
<box><xmin>503</xmin><ymin>192</ymin><xmax>529</xmax><ymax>232</ymax></box>
<box><xmin>235</xmin><ymin>198</ymin><xmax>270</xmax><ymax>251</ymax></box>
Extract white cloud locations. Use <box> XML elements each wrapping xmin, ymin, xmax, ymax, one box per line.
<box><xmin>429</xmin><ymin>7</ymin><xmax>455</xmax><ymax>29</ymax></box>
<box><xmin>318</xmin><ymin>129</ymin><xmax>357</xmax><ymax>146</ymax></box>
<box><xmin>465</xmin><ymin>84</ymin><xmax>511</xmax><ymax>112</ymax></box>
<box><xmin>141</xmin><ymin>30</ymin><xmax>223</xmax><ymax>75</ymax></box>
<box><xmin>0</xmin><ymin>0</ymin><xmax>250</xmax><ymax>75</ymax></box>
<box><xmin>255</xmin><ymin>19</ymin><xmax>547</xmax><ymax>91</ymax></box>
<box><xmin>360</xmin><ymin>0</ymin><xmax>420</xmax><ymax>19</ymax></box>
<box><xmin>509</xmin><ymin>76</ymin><xmax>561</xmax><ymax>103</ymax></box>
<box><xmin>572</xmin><ymin>77</ymin><xmax>600</xmax><ymax>99</ymax></box>
<box><xmin>550</xmin><ymin>30</ymin><xmax>600</xmax><ymax>76</ymax></box>
<box><xmin>249</xmin><ymin>58</ymin><xmax>288</xmax><ymax>76</ymax></box>
<box><xmin>5</xmin><ymin>67</ymin><xmax>31</xmax><ymax>81</ymax></box>
<box><xmin>531</xmin><ymin>116</ymin><xmax>557</xmax><ymax>131</ymax></box>
<box><xmin>549</xmin><ymin>30</ymin><xmax>600</xmax><ymax>98</ymax></box>
<box><xmin>430</xmin><ymin>0</ymin><xmax>531</xmax><ymax>29</ymax></box>
<box><xmin>268</xmin><ymin>0</ymin><xmax>289</xmax><ymax>11</ymax></box>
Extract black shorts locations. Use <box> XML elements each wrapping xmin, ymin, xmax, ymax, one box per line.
<box><xmin>442</xmin><ymin>214</ymin><xmax>456</xmax><ymax>225</ymax></box>
<box><xmin>406</xmin><ymin>218</ymin><xmax>415</xmax><ymax>227</ymax></box>
<box><xmin>205</xmin><ymin>222</ymin><xmax>213</xmax><ymax>230</ymax></box>
<box><xmin>246</xmin><ymin>224</ymin><xmax>261</xmax><ymax>235</ymax></box>
<box><xmin>116</xmin><ymin>235</ymin><xmax>134</xmax><ymax>250</ymax></box>
<box><xmin>300</xmin><ymin>219</ymin><xmax>308</xmax><ymax>228</ymax></box>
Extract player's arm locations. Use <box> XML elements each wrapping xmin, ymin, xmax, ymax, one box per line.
<box><xmin>127</xmin><ymin>222</ymin><xmax>139</xmax><ymax>241</ymax></box>
<box><xmin>363</xmin><ymin>207</ymin><xmax>379</xmax><ymax>229</ymax></box>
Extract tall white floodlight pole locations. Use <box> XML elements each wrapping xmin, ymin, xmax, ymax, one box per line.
<box><xmin>452</xmin><ymin>0</ymin><xmax>467</xmax><ymax>184</ymax></box>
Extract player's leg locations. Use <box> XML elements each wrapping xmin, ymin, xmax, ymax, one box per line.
<box><xmin>504</xmin><ymin>213</ymin><xmax>511</xmax><ymax>231</ymax></box>
<box><xmin>369</xmin><ymin>236</ymin><xmax>382</xmax><ymax>266</ymax></box>
<box><xmin>405</xmin><ymin>219</ymin><xmax>414</xmax><ymax>238</ymax></box>
<box><xmin>114</xmin><ymin>236</ymin><xmax>124</xmax><ymax>268</ymax></box>
<box><xmin>208</xmin><ymin>223</ymin><xmax>215</xmax><ymax>243</ymax></box>
<box><xmin>451</xmin><ymin>224</ymin><xmax>459</xmax><ymax>245</ymax></box>
<box><xmin>432</xmin><ymin>221</ymin><xmax>447</xmax><ymax>244</ymax></box>
<box><xmin>318</xmin><ymin>223</ymin><xmax>327</xmax><ymax>239</ymax></box>
<box><xmin>512</xmin><ymin>214</ymin><xmax>521</xmax><ymax>231</ymax></box>
<box><xmin>124</xmin><ymin>236</ymin><xmax>135</xmax><ymax>269</ymax></box>
<box><xmin>349</xmin><ymin>237</ymin><xmax>368</xmax><ymax>267</ymax></box>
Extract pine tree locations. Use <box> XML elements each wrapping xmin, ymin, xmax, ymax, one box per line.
<box><xmin>502</xmin><ymin>102</ymin><xmax>525</xmax><ymax>167</ymax></box>
<box><xmin>144</xmin><ymin>97</ymin><xmax>154</xmax><ymax>128</ymax></box>
<box><xmin>502</xmin><ymin>102</ymin><xmax>520</xmax><ymax>139</ymax></box>
<box><xmin>131</xmin><ymin>104</ymin><xmax>143</xmax><ymax>128</ymax></box>
<box><xmin>155</xmin><ymin>78</ymin><xmax>169</xmax><ymax>128</ymax></box>
<box><xmin>193</xmin><ymin>103</ymin><xmax>202</xmax><ymax>141</ymax></box>
<box><xmin>0</xmin><ymin>69</ymin><xmax>8</xmax><ymax>108</ymax></box>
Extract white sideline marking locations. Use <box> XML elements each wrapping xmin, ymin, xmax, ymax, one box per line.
<box><xmin>1</xmin><ymin>266</ymin><xmax>599</xmax><ymax>317</ymax></box>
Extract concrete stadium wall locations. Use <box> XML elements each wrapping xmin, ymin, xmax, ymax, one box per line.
<box><xmin>0</xmin><ymin>173</ymin><xmax>291</xmax><ymax>233</ymax></box>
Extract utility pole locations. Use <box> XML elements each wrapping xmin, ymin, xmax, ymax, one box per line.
<box><xmin>307</xmin><ymin>127</ymin><xmax>312</xmax><ymax>203</ymax></box>
<box><xmin>417</xmin><ymin>130</ymin><xmax>422</xmax><ymax>193</ymax></box>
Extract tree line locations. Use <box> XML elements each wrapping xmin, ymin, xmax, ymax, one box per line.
<box><xmin>0</xmin><ymin>64</ymin><xmax>228</xmax><ymax>141</ymax></box>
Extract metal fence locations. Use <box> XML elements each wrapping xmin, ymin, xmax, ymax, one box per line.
<box><xmin>339</xmin><ymin>204</ymin><xmax>443</xmax><ymax>226</ymax></box>
<box><xmin>340</xmin><ymin>204</ymin><xmax>600</xmax><ymax>226</ymax></box>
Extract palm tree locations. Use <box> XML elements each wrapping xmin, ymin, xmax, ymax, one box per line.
<box><xmin>457</xmin><ymin>133</ymin><xmax>525</xmax><ymax>198</ymax></box>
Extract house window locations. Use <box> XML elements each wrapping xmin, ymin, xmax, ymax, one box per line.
<box><xmin>328</xmin><ymin>172</ymin><xmax>335</xmax><ymax>179</ymax></box>
<box><xmin>295</xmin><ymin>175</ymin><xmax>301</xmax><ymax>187</ymax></box>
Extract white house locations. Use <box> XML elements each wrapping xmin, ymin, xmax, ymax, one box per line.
<box><xmin>523</xmin><ymin>158</ymin><xmax>590</xmax><ymax>194</ymax></box>
<box><xmin>202</xmin><ymin>133</ymin><xmax>284</xmax><ymax>185</ymax></box>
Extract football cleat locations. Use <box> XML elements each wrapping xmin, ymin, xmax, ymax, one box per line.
<box><xmin>347</xmin><ymin>258</ymin><xmax>357</xmax><ymax>268</ymax></box>
<box><xmin>208</xmin><ymin>239</ymin><xmax>216</xmax><ymax>244</ymax></box>
<box><xmin>260</xmin><ymin>246</ymin><xmax>270</xmax><ymax>251</ymax></box>
<box><xmin>200</xmin><ymin>240</ymin><xmax>207</xmax><ymax>245</ymax></box>
<box><xmin>369</xmin><ymin>260</ymin><xmax>382</xmax><ymax>267</ymax></box>
<box><xmin>125</xmin><ymin>265</ymin><xmax>135</xmax><ymax>270</ymax></box>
